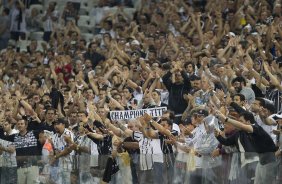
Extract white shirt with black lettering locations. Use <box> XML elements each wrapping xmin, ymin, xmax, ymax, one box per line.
<box><xmin>133</xmin><ymin>131</ymin><xmax>153</xmax><ymax>170</ymax></box>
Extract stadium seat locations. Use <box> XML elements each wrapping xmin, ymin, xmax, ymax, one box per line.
<box><xmin>79</xmin><ymin>7</ymin><xmax>89</xmax><ymax>16</ymax></box>
<box><xmin>123</xmin><ymin>8</ymin><xmax>136</xmax><ymax>20</ymax></box>
<box><xmin>81</xmin><ymin>33</ymin><xmax>94</xmax><ymax>42</ymax></box>
<box><xmin>25</xmin><ymin>31</ymin><xmax>30</xmax><ymax>40</ymax></box>
<box><xmin>77</xmin><ymin>15</ymin><xmax>90</xmax><ymax>27</ymax></box>
<box><xmin>37</xmin><ymin>40</ymin><xmax>49</xmax><ymax>52</ymax></box>
<box><xmin>29</xmin><ymin>32</ymin><xmax>44</xmax><ymax>40</ymax></box>
<box><xmin>18</xmin><ymin>40</ymin><xmax>30</xmax><ymax>52</ymax></box>
<box><xmin>29</xmin><ymin>4</ymin><xmax>44</xmax><ymax>14</ymax></box>
<box><xmin>56</xmin><ymin>4</ymin><xmax>65</xmax><ymax>13</ymax></box>
<box><xmin>79</xmin><ymin>26</ymin><xmax>90</xmax><ymax>33</ymax></box>
<box><xmin>78</xmin><ymin>15</ymin><xmax>95</xmax><ymax>33</ymax></box>
<box><xmin>81</xmin><ymin>0</ymin><xmax>99</xmax><ymax>9</ymax></box>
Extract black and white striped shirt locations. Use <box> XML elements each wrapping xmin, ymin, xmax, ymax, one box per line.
<box><xmin>133</xmin><ymin>131</ymin><xmax>153</xmax><ymax>170</ymax></box>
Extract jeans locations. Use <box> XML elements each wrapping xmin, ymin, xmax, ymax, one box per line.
<box><xmin>131</xmin><ymin>160</ymin><xmax>139</xmax><ymax>184</ymax></box>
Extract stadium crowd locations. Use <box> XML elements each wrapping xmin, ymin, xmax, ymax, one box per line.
<box><xmin>0</xmin><ymin>0</ymin><xmax>282</xmax><ymax>183</ymax></box>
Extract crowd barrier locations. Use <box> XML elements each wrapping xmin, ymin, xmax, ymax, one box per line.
<box><xmin>0</xmin><ymin>152</ymin><xmax>281</xmax><ymax>184</ymax></box>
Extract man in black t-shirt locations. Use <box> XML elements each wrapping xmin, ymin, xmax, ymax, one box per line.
<box><xmin>215</xmin><ymin>111</ymin><xmax>278</xmax><ymax>184</ymax></box>
<box><xmin>0</xmin><ymin>118</ymin><xmax>42</xmax><ymax>183</ymax></box>
<box><xmin>27</xmin><ymin>108</ymin><xmax>57</xmax><ymax>133</ymax></box>
<box><xmin>84</xmin><ymin>42</ymin><xmax>106</xmax><ymax>69</ymax></box>
<box><xmin>0</xmin><ymin>119</ymin><xmax>42</xmax><ymax>156</ymax></box>
<box><xmin>86</xmin><ymin>120</ymin><xmax>113</xmax><ymax>177</ymax></box>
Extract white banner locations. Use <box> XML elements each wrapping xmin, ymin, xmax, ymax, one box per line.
<box><xmin>110</xmin><ymin>107</ymin><xmax>167</xmax><ymax>120</ymax></box>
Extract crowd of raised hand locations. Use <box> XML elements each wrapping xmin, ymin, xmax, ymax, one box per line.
<box><xmin>0</xmin><ymin>0</ymin><xmax>282</xmax><ymax>184</ymax></box>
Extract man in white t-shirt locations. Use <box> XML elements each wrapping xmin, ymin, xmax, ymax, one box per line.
<box><xmin>185</xmin><ymin>109</ymin><xmax>221</xmax><ymax>184</ymax></box>
<box><xmin>50</xmin><ymin>118</ymin><xmax>75</xmax><ymax>184</ymax></box>
<box><xmin>42</xmin><ymin>1</ymin><xmax>59</xmax><ymax>42</ymax></box>
<box><xmin>66</xmin><ymin>122</ymin><xmax>95</xmax><ymax>184</ymax></box>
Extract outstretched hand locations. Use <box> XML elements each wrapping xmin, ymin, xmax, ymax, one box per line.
<box><xmin>215</xmin><ymin>110</ymin><xmax>226</xmax><ymax>122</ymax></box>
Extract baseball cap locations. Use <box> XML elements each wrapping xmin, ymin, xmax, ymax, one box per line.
<box><xmin>226</xmin><ymin>32</ymin><xmax>236</xmax><ymax>37</ymax></box>
<box><xmin>194</xmin><ymin>109</ymin><xmax>209</xmax><ymax>117</ymax></box>
<box><xmin>131</xmin><ymin>40</ymin><xmax>140</xmax><ymax>45</ymax></box>
<box><xmin>181</xmin><ymin>116</ymin><xmax>192</xmax><ymax>125</ymax></box>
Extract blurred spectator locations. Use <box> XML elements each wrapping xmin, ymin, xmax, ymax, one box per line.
<box><xmin>26</xmin><ymin>6</ymin><xmax>42</xmax><ymax>32</ymax></box>
<box><xmin>0</xmin><ymin>8</ymin><xmax>10</xmax><ymax>50</ymax></box>
<box><xmin>10</xmin><ymin>0</ymin><xmax>26</xmax><ymax>40</ymax></box>
<box><xmin>84</xmin><ymin>41</ymin><xmax>106</xmax><ymax>69</ymax></box>
<box><xmin>162</xmin><ymin>62</ymin><xmax>192</xmax><ymax>123</ymax></box>
<box><xmin>42</xmin><ymin>1</ymin><xmax>58</xmax><ymax>42</ymax></box>
<box><xmin>61</xmin><ymin>2</ymin><xmax>79</xmax><ymax>25</ymax></box>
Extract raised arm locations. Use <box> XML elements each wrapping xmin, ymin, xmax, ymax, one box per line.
<box><xmin>106</xmin><ymin>119</ymin><xmax>136</xmax><ymax>139</ymax></box>
<box><xmin>215</xmin><ymin>110</ymin><xmax>253</xmax><ymax>133</ymax></box>
<box><xmin>142</xmin><ymin>114</ymin><xmax>163</xmax><ymax>139</ymax></box>
<box><xmin>87</xmin><ymin>132</ymin><xmax>104</xmax><ymax>140</ymax></box>
<box><xmin>122</xmin><ymin>142</ymin><xmax>139</xmax><ymax>150</ymax></box>
<box><xmin>263</xmin><ymin>62</ymin><xmax>282</xmax><ymax>91</ymax></box>
<box><xmin>105</xmin><ymin>120</ymin><xmax>126</xmax><ymax>137</ymax></box>
<box><xmin>162</xmin><ymin>71</ymin><xmax>172</xmax><ymax>89</ymax></box>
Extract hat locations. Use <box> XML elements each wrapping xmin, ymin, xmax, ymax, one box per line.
<box><xmin>226</xmin><ymin>32</ymin><xmax>236</xmax><ymax>37</ymax></box>
<box><xmin>131</xmin><ymin>40</ymin><xmax>140</xmax><ymax>46</ymax></box>
<box><xmin>182</xmin><ymin>116</ymin><xmax>192</xmax><ymax>125</ymax></box>
<box><xmin>194</xmin><ymin>109</ymin><xmax>209</xmax><ymax>117</ymax></box>
<box><xmin>53</xmin><ymin>118</ymin><xmax>68</xmax><ymax>125</ymax></box>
